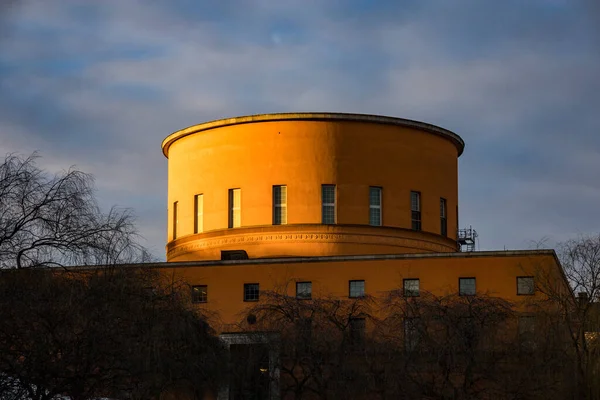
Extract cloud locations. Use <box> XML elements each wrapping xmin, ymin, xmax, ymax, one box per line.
<box><xmin>0</xmin><ymin>0</ymin><xmax>598</xmax><ymax>258</ymax></box>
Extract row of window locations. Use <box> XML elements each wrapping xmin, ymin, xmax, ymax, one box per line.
<box><xmin>172</xmin><ymin>185</ymin><xmax>449</xmax><ymax>239</ymax></box>
<box><xmin>190</xmin><ymin>276</ymin><xmax>536</xmax><ymax>303</ymax></box>
<box><xmin>403</xmin><ymin>314</ymin><xmax>536</xmax><ymax>351</ymax></box>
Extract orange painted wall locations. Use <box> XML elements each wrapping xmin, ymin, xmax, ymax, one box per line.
<box><xmin>159</xmin><ymin>252</ymin><xmax>565</xmax><ymax>329</ymax></box>
<box><xmin>163</xmin><ymin>114</ymin><xmax>463</xmax><ymax>261</ymax></box>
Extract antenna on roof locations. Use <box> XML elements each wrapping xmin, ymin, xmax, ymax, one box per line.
<box><xmin>457</xmin><ymin>225</ymin><xmax>478</xmax><ymax>252</ymax></box>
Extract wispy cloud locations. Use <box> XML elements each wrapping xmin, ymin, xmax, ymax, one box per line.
<box><xmin>0</xmin><ymin>0</ymin><xmax>598</xmax><ymax>257</ymax></box>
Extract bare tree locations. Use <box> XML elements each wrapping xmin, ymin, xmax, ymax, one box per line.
<box><xmin>242</xmin><ymin>288</ymin><xmax>376</xmax><ymax>399</ymax></box>
<box><xmin>0</xmin><ymin>152</ymin><xmax>151</xmax><ymax>269</ymax></box>
<box><xmin>534</xmin><ymin>235</ymin><xmax>600</xmax><ymax>400</ymax></box>
<box><xmin>0</xmin><ymin>267</ymin><xmax>226</xmax><ymax>400</ymax></box>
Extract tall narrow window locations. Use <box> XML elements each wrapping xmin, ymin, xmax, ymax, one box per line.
<box><xmin>322</xmin><ymin>185</ymin><xmax>336</xmax><ymax>224</ymax></box>
<box><xmin>369</xmin><ymin>187</ymin><xmax>382</xmax><ymax>226</ymax></box>
<box><xmin>194</xmin><ymin>194</ymin><xmax>203</xmax><ymax>234</ymax></box>
<box><xmin>349</xmin><ymin>318</ymin><xmax>366</xmax><ymax>347</ymax></box>
<box><xmin>518</xmin><ymin>316</ymin><xmax>535</xmax><ymax>349</ymax></box>
<box><xmin>273</xmin><ymin>185</ymin><xmax>287</xmax><ymax>225</ymax></box>
<box><xmin>228</xmin><ymin>189</ymin><xmax>241</xmax><ymax>228</ymax></box>
<box><xmin>404</xmin><ymin>318</ymin><xmax>421</xmax><ymax>351</ymax></box>
<box><xmin>411</xmin><ymin>191</ymin><xmax>421</xmax><ymax>231</ymax></box>
<box><xmin>172</xmin><ymin>201</ymin><xmax>178</xmax><ymax>240</ymax></box>
<box><xmin>440</xmin><ymin>198</ymin><xmax>447</xmax><ymax>236</ymax></box>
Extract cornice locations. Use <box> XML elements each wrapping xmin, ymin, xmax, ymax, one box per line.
<box><xmin>162</xmin><ymin>112</ymin><xmax>465</xmax><ymax>157</ymax></box>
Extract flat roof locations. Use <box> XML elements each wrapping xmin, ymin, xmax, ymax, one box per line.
<box><xmin>69</xmin><ymin>249</ymin><xmax>558</xmax><ymax>270</ymax></box>
<box><xmin>162</xmin><ymin>112</ymin><xmax>465</xmax><ymax>157</ymax></box>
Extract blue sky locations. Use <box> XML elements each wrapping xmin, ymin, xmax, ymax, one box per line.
<box><xmin>1</xmin><ymin>0</ymin><xmax>598</xmax><ymax>259</ymax></box>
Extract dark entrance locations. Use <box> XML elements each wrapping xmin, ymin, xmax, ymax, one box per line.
<box><xmin>229</xmin><ymin>343</ymin><xmax>271</xmax><ymax>400</ymax></box>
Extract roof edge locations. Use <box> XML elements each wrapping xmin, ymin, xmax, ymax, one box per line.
<box><xmin>53</xmin><ymin>249</ymin><xmax>558</xmax><ymax>270</ymax></box>
<box><xmin>161</xmin><ymin>112</ymin><xmax>465</xmax><ymax>158</ymax></box>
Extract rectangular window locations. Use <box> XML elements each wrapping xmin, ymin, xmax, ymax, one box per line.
<box><xmin>404</xmin><ymin>318</ymin><xmax>420</xmax><ymax>351</ymax></box>
<box><xmin>296</xmin><ymin>281</ymin><xmax>312</xmax><ymax>300</ymax></box>
<box><xmin>172</xmin><ymin>201</ymin><xmax>178</xmax><ymax>240</ymax></box>
<box><xmin>411</xmin><ymin>191</ymin><xmax>421</xmax><ymax>231</ymax></box>
<box><xmin>228</xmin><ymin>189</ymin><xmax>241</xmax><ymax>228</ymax></box>
<box><xmin>349</xmin><ymin>318</ymin><xmax>366</xmax><ymax>347</ymax></box>
<box><xmin>517</xmin><ymin>276</ymin><xmax>535</xmax><ymax>295</ymax></box>
<box><xmin>369</xmin><ymin>186</ymin><xmax>382</xmax><ymax>226</ymax></box>
<box><xmin>244</xmin><ymin>283</ymin><xmax>259</xmax><ymax>302</ymax></box>
<box><xmin>297</xmin><ymin>318</ymin><xmax>312</xmax><ymax>349</ymax></box>
<box><xmin>519</xmin><ymin>316</ymin><xmax>535</xmax><ymax>348</ymax></box>
<box><xmin>273</xmin><ymin>185</ymin><xmax>287</xmax><ymax>225</ymax></box>
<box><xmin>194</xmin><ymin>194</ymin><xmax>203</xmax><ymax>234</ymax></box>
<box><xmin>191</xmin><ymin>285</ymin><xmax>207</xmax><ymax>303</ymax></box>
<box><xmin>322</xmin><ymin>185</ymin><xmax>336</xmax><ymax>224</ymax></box>
<box><xmin>459</xmin><ymin>277</ymin><xmax>476</xmax><ymax>296</ymax></box>
<box><xmin>403</xmin><ymin>279</ymin><xmax>420</xmax><ymax>297</ymax></box>
<box><xmin>349</xmin><ymin>280</ymin><xmax>365</xmax><ymax>298</ymax></box>
<box><xmin>518</xmin><ymin>316</ymin><xmax>535</xmax><ymax>335</ymax></box>
<box><xmin>440</xmin><ymin>198</ymin><xmax>447</xmax><ymax>237</ymax></box>
<box><xmin>459</xmin><ymin>317</ymin><xmax>477</xmax><ymax>346</ymax></box>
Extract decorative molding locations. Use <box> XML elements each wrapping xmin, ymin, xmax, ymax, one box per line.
<box><xmin>167</xmin><ymin>229</ymin><xmax>456</xmax><ymax>259</ymax></box>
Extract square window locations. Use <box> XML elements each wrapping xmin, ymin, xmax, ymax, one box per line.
<box><xmin>191</xmin><ymin>285</ymin><xmax>207</xmax><ymax>303</ymax></box>
<box><xmin>349</xmin><ymin>280</ymin><xmax>365</xmax><ymax>298</ymax></box>
<box><xmin>403</xmin><ymin>279</ymin><xmax>420</xmax><ymax>297</ymax></box>
<box><xmin>519</xmin><ymin>316</ymin><xmax>535</xmax><ymax>335</ymax></box>
<box><xmin>517</xmin><ymin>276</ymin><xmax>535</xmax><ymax>295</ymax></box>
<box><xmin>296</xmin><ymin>282</ymin><xmax>312</xmax><ymax>300</ymax></box>
<box><xmin>244</xmin><ymin>283</ymin><xmax>260</xmax><ymax>302</ymax></box>
<box><xmin>459</xmin><ymin>277</ymin><xmax>476</xmax><ymax>296</ymax></box>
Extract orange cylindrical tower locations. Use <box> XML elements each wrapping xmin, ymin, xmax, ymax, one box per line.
<box><xmin>162</xmin><ymin>113</ymin><xmax>464</xmax><ymax>261</ymax></box>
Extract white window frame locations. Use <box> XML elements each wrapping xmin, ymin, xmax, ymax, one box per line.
<box><xmin>411</xmin><ymin>191</ymin><xmax>421</xmax><ymax>231</ymax></box>
<box><xmin>403</xmin><ymin>279</ymin><xmax>420</xmax><ymax>297</ymax></box>
<box><xmin>369</xmin><ymin>186</ymin><xmax>382</xmax><ymax>226</ymax></box>
<box><xmin>517</xmin><ymin>276</ymin><xmax>535</xmax><ymax>295</ymax></box>
<box><xmin>296</xmin><ymin>281</ymin><xmax>312</xmax><ymax>299</ymax></box>
<box><xmin>459</xmin><ymin>277</ymin><xmax>476</xmax><ymax>296</ymax></box>
<box><xmin>349</xmin><ymin>280</ymin><xmax>365</xmax><ymax>298</ymax></box>
<box><xmin>322</xmin><ymin>185</ymin><xmax>336</xmax><ymax>224</ymax></box>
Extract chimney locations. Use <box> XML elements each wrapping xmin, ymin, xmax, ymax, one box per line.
<box><xmin>578</xmin><ymin>292</ymin><xmax>589</xmax><ymax>304</ymax></box>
